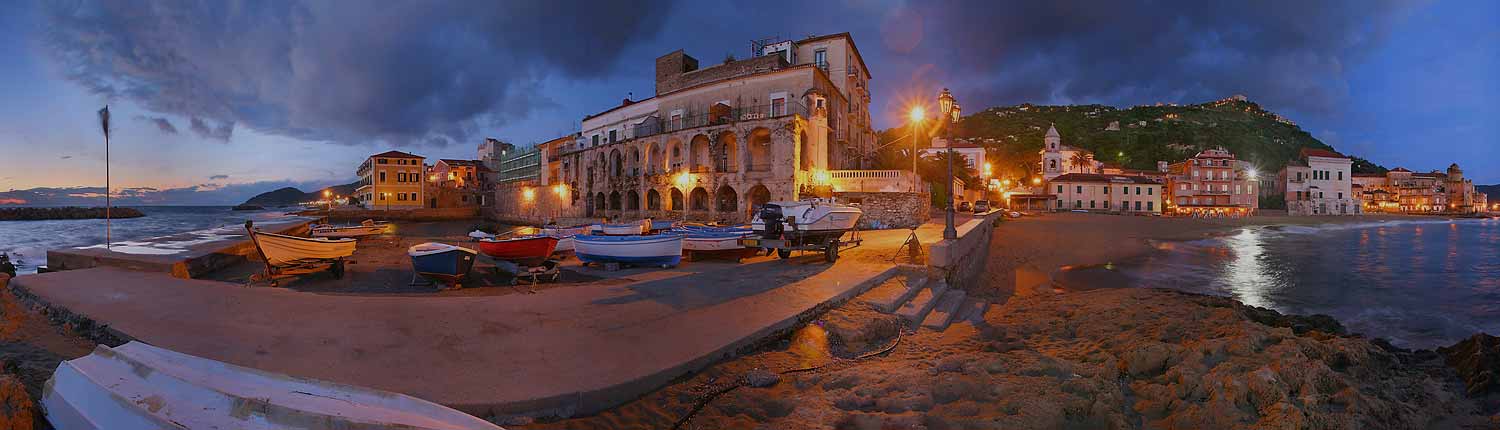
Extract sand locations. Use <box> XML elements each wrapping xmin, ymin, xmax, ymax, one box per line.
<box><xmin>514</xmin><ymin>212</ymin><xmax>1497</xmax><ymax>429</ymax></box>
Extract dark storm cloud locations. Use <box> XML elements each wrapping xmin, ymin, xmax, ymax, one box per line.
<box><xmin>41</xmin><ymin>0</ymin><xmax>674</xmax><ymax>146</ymax></box>
<box><xmin>136</xmin><ymin>115</ymin><xmax>178</xmax><ymax>134</ymax></box>
<box><xmin>908</xmin><ymin>0</ymin><xmax>1413</xmax><ymax>117</ymax></box>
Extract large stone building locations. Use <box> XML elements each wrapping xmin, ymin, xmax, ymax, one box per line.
<box><xmin>1277</xmin><ymin>148</ymin><xmax>1359</xmax><ymax>216</ymax></box>
<box><xmin>1164</xmin><ymin>148</ymin><xmax>1259</xmax><ymax>216</ymax></box>
<box><xmin>1047</xmin><ymin>173</ymin><xmax>1164</xmax><ymax>214</ymax></box>
<box><xmin>496</xmin><ymin>33</ymin><xmax>910</xmax><ymax>225</ymax></box>
<box><xmin>356</xmin><ymin>150</ymin><xmax>426</xmax><ymax>210</ymax></box>
<box><xmin>1354</xmin><ymin>164</ymin><xmax>1488</xmax><ymax>214</ymax></box>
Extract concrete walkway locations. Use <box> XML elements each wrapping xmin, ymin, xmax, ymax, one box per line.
<box><xmin>12</xmin><ymin>254</ymin><xmax>897</xmax><ymax>417</ymax></box>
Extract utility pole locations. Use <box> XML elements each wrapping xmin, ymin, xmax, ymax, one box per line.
<box><xmin>97</xmin><ymin>106</ymin><xmax>112</xmax><ymax>250</ymax></box>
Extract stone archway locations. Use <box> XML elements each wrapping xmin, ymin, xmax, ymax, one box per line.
<box><xmin>629</xmin><ymin>147</ymin><xmax>641</xmax><ymax>177</ymax></box>
<box><xmin>667</xmin><ymin>138</ymin><xmax>685</xmax><ymax>171</ymax></box>
<box><xmin>647</xmin><ymin>189</ymin><xmax>662</xmax><ymax>211</ymax></box>
<box><xmin>714</xmin><ymin>130</ymin><xmax>738</xmax><ymax>173</ymax></box>
<box><xmin>748</xmin><ymin>127</ymin><xmax>772</xmax><ymax>172</ymax></box>
<box><xmin>747</xmin><ymin>184</ymin><xmax>771</xmax><ymax>215</ymax></box>
<box><xmin>609</xmin><ymin>191</ymin><xmax>621</xmax><ymax>210</ymax></box>
<box><xmin>626</xmin><ymin>190</ymin><xmax>640</xmax><ymax>211</ymax></box>
<box><xmin>689</xmin><ymin>187</ymin><xmax>709</xmax><ymax>212</ymax></box>
<box><xmin>690</xmin><ymin>134</ymin><xmax>711</xmax><ymax>172</ymax></box>
<box><xmin>646</xmin><ymin>142</ymin><xmax>663</xmax><ymax>175</ymax></box>
<box><xmin>594</xmin><ymin>192</ymin><xmax>606</xmax><ymax>213</ymax></box>
<box><xmin>670</xmin><ymin>188</ymin><xmax>684</xmax><ymax>211</ymax></box>
<box><xmin>715</xmin><ymin>185</ymin><xmax>737</xmax><ymax>213</ymax></box>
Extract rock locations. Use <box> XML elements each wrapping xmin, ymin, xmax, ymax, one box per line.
<box><xmin>1122</xmin><ymin>342</ymin><xmax>1177</xmax><ymax>377</ymax></box>
<box><xmin>0</xmin><ymin>375</ymin><xmax>34</xmax><ymax>430</ymax></box>
<box><xmin>491</xmin><ymin>415</ymin><xmax>534</xmax><ymax>426</ymax></box>
<box><xmin>744</xmin><ymin>368</ymin><xmax>780</xmax><ymax>388</ymax></box>
<box><xmin>0</xmin><ymin>206</ymin><xmax>144</xmax><ymax>221</ymax></box>
<box><xmin>231</xmin><ymin>204</ymin><xmax>266</xmax><ymax>211</ymax></box>
<box><xmin>821</xmin><ymin>303</ymin><xmax>901</xmax><ymax>356</ymax></box>
<box><xmin>1438</xmin><ymin>333</ymin><xmax>1500</xmax><ymax>397</ymax></box>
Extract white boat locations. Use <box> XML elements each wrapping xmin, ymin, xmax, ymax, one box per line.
<box><xmin>750</xmin><ymin>198</ymin><xmax>862</xmax><ymax>244</ymax></box>
<box><xmin>554</xmin><ymin>236</ymin><xmax>575</xmax><ymax>253</ymax></box>
<box><xmin>678</xmin><ymin>230</ymin><xmax>751</xmax><ymax>251</ymax></box>
<box><xmin>597</xmin><ymin>222</ymin><xmax>645</xmax><ymax>235</ymax></box>
<box><xmin>574</xmin><ymin>234</ymin><xmax>683</xmax><ymax>267</ymax></box>
<box><xmin>43</xmin><ymin>341</ymin><xmax>502</xmax><ymax>430</ymax></box>
<box><xmin>250</xmin><ymin>229</ymin><xmax>356</xmax><ymax>267</ymax></box>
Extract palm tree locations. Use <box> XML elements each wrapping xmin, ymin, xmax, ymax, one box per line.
<box><xmin>1069</xmin><ymin>152</ymin><xmax>1093</xmax><ymax>173</ymax></box>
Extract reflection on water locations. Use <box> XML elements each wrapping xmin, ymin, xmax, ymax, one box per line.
<box><xmin>1106</xmin><ymin>219</ymin><xmax>1500</xmax><ymax>349</ymax></box>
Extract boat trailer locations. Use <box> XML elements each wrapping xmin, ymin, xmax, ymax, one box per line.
<box><xmin>738</xmin><ymin>228</ymin><xmax>862</xmax><ymax>263</ymax></box>
<box><xmin>475</xmin><ymin>254</ymin><xmax>561</xmax><ymax>285</ymax></box>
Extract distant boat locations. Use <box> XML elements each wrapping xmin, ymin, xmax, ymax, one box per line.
<box><xmin>476</xmin><ymin>235</ymin><xmax>559</xmax><ymax>266</ymax></box>
<box><xmin>311</xmin><ymin>219</ymin><xmax>391</xmax><ymax>238</ymax></box>
<box><xmin>575</xmin><ymin>234</ymin><xmax>683</xmax><ymax>267</ymax></box>
<box><xmin>598</xmin><ymin>222</ymin><xmax>645</xmax><ymax>235</ymax></box>
<box><xmin>407</xmin><ymin>242</ymin><xmax>477</xmax><ymax>287</ymax></box>
<box><xmin>43</xmin><ymin>341</ymin><xmax>502</xmax><ymax>430</ymax></box>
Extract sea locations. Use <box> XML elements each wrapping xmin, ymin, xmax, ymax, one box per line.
<box><xmin>1059</xmin><ymin>217</ymin><xmax>1500</xmax><ymax>349</ymax></box>
<box><xmin>0</xmin><ymin>206</ymin><xmax>303</xmax><ymax>275</ymax></box>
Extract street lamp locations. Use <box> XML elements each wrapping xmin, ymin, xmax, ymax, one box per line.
<box><xmin>908</xmin><ymin>106</ymin><xmax>924</xmax><ymax>192</ymax></box>
<box><xmin>938</xmin><ymin>88</ymin><xmax>960</xmax><ymax>240</ymax></box>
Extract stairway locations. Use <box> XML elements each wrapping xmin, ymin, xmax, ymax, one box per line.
<box><xmin>854</xmin><ymin>269</ymin><xmax>985</xmax><ymax>332</ymax></box>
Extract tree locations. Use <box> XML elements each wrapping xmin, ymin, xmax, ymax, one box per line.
<box><xmin>1069</xmin><ymin>152</ymin><xmax>1093</xmax><ymax>173</ymax></box>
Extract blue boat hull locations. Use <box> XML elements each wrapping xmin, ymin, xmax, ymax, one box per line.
<box><xmin>411</xmin><ymin>250</ymin><xmax>475</xmax><ymax>282</ymax></box>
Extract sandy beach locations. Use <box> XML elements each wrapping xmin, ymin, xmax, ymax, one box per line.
<box><xmin>512</xmin><ymin>212</ymin><xmax>1499</xmax><ymax>429</ymax></box>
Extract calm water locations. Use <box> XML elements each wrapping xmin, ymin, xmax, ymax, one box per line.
<box><xmin>0</xmin><ymin>206</ymin><xmax>300</xmax><ymax>274</ymax></box>
<box><xmin>1079</xmin><ymin>218</ymin><xmax>1500</xmax><ymax>349</ymax></box>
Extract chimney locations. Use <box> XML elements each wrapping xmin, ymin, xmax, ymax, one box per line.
<box><xmin>655</xmin><ymin>50</ymin><xmax>698</xmax><ymax>96</ymax></box>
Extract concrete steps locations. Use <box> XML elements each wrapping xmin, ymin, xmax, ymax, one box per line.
<box><xmin>894</xmin><ymin>279</ymin><xmax>948</xmax><ymax>327</ymax></box>
<box><xmin>859</xmin><ymin>273</ymin><xmax>928</xmax><ymax>313</ymax></box>
<box><xmin>920</xmin><ymin>289</ymin><xmax>967</xmax><ymax>330</ymax></box>
<box><xmin>952</xmin><ymin>298</ymin><xmax>990</xmax><ymax>324</ymax></box>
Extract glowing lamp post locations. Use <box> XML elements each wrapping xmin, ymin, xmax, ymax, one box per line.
<box><xmin>908</xmin><ymin>106</ymin><xmax>924</xmax><ymax>192</ymax></box>
<box><xmin>937</xmin><ymin>88</ymin><xmax>960</xmax><ymax>240</ymax></box>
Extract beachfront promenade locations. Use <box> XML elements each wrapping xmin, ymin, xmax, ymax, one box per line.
<box><xmin>9</xmin><ymin>220</ymin><xmax>963</xmax><ymax>418</ymax></box>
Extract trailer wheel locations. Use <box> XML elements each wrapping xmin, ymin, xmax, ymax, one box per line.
<box><xmin>776</xmin><ymin>248</ymin><xmax>792</xmax><ymax>259</ymax></box>
<box><xmin>331</xmin><ymin>260</ymin><xmax>346</xmax><ymax>279</ymax></box>
<box><xmin>824</xmin><ymin>241</ymin><xmax>839</xmax><ymax>263</ymax></box>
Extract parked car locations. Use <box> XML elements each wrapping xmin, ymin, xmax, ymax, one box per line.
<box><xmin>972</xmin><ymin>200</ymin><xmax>990</xmax><ymax>213</ymax></box>
<box><xmin>958</xmin><ymin>201</ymin><xmax>972</xmax><ymax>212</ymax></box>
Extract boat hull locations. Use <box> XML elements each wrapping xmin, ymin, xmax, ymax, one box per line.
<box><xmin>681</xmin><ymin>232</ymin><xmax>750</xmax><ymax>251</ymax></box>
<box><xmin>599</xmin><ymin>223</ymin><xmax>645</xmax><ymax>235</ymax></box>
<box><xmin>477</xmin><ymin>236</ymin><xmax>558</xmax><ymax>266</ymax></box>
<box><xmin>42</xmin><ymin>342</ymin><xmax>501</xmax><ymax>430</ymax></box>
<box><xmin>253</xmin><ymin>232</ymin><xmax>356</xmax><ymax>267</ymax></box>
<box><xmin>408</xmin><ymin>243</ymin><xmax>477</xmax><ymax>284</ymax></box>
<box><xmin>574</xmin><ymin>235</ymin><xmax>683</xmax><ymax>267</ymax></box>
<box><xmin>554</xmin><ymin>236</ymin><xmax>575</xmax><ymax>253</ymax></box>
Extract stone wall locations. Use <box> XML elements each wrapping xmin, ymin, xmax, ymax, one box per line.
<box><xmin>835</xmin><ymin>191</ymin><xmax>930</xmax><ymax>229</ymax></box>
<box><xmin>656</xmin><ymin>52</ymin><xmax>786</xmax><ymax>96</ymax></box>
<box><xmin>1288</xmin><ymin>198</ymin><xmax>1361</xmax><ymax>216</ymax></box>
<box><xmin>928</xmin><ymin>210</ymin><xmax>1005</xmax><ymax>290</ymax></box>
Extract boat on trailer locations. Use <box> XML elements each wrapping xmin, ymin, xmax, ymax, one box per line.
<box><xmin>42</xmin><ymin>341</ymin><xmax>502</xmax><ymax>430</ymax></box>
<box><xmin>750</xmin><ymin>198</ymin><xmax>862</xmax><ymax>244</ymax></box>
<box><xmin>574</xmin><ymin>234</ymin><xmax>683</xmax><ymax>268</ymax></box>
<box><xmin>245</xmin><ymin>220</ymin><xmax>356</xmax><ymax>286</ymax></box>
<box><xmin>408</xmin><ymin>242</ymin><xmax>478</xmax><ymax>288</ymax></box>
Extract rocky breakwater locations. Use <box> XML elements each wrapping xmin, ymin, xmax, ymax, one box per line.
<box><xmin>0</xmin><ymin>206</ymin><xmax>144</xmax><ymax>221</ymax></box>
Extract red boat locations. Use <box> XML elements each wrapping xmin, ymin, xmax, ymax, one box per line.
<box><xmin>476</xmin><ymin>235</ymin><xmax>559</xmax><ymax>266</ymax></box>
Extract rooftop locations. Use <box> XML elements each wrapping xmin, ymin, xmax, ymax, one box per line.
<box><xmin>1051</xmin><ymin>173</ymin><xmax>1163</xmax><ymax>184</ymax></box>
<box><xmin>370</xmin><ymin>150</ymin><xmax>423</xmax><ymax>159</ymax></box>
<box><xmin>1299</xmin><ymin>148</ymin><xmax>1348</xmax><ymax>159</ymax></box>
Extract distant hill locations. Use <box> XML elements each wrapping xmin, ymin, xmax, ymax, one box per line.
<box><xmin>1478</xmin><ymin>185</ymin><xmax>1499</xmax><ymax>197</ymax></box>
<box><xmin>241</xmin><ymin>182</ymin><xmax>360</xmax><ymax>207</ymax></box>
<box><xmin>880</xmin><ymin>96</ymin><xmax>1384</xmax><ymax>179</ymax></box>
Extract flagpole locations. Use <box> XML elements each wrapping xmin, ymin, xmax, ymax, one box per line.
<box><xmin>99</xmin><ymin>106</ymin><xmax>111</xmax><ymax>250</ymax></box>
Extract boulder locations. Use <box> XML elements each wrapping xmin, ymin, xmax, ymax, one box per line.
<box><xmin>0</xmin><ymin>375</ymin><xmax>33</xmax><ymax>430</ymax></box>
<box><xmin>1439</xmin><ymin>333</ymin><xmax>1500</xmax><ymax>397</ymax></box>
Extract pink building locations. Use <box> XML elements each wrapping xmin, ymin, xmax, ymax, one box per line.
<box><xmin>1165</xmin><ymin>148</ymin><xmax>1259</xmax><ymax>216</ymax></box>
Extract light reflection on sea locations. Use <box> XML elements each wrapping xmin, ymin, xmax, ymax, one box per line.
<box><xmin>1077</xmin><ymin>218</ymin><xmax>1500</xmax><ymax>349</ymax></box>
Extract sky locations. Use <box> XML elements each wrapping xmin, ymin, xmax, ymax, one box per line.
<box><xmin>0</xmin><ymin>0</ymin><xmax>1495</xmax><ymax>205</ymax></box>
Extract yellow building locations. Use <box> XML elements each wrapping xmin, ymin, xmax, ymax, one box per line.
<box><xmin>356</xmin><ymin>150</ymin><xmax>426</xmax><ymax>209</ymax></box>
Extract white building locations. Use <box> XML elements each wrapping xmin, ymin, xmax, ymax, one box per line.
<box><xmin>1039</xmin><ymin>124</ymin><xmax>1101</xmax><ymax>180</ymax></box>
<box><xmin>1048</xmin><ymin>173</ymin><xmax>1164</xmax><ymax>214</ymax></box>
<box><xmin>1278</xmin><ymin>148</ymin><xmax>1359</xmax><ymax>216</ymax></box>
<box><xmin>920</xmin><ymin>137</ymin><xmax>986</xmax><ymax>173</ymax></box>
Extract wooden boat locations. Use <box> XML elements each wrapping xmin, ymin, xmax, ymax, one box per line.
<box><xmin>574</xmin><ymin>234</ymin><xmax>683</xmax><ymax>267</ymax></box>
<box><xmin>42</xmin><ymin>341</ymin><xmax>502</xmax><ymax>430</ymax></box>
<box><xmin>554</xmin><ymin>236</ymin><xmax>576</xmax><ymax>254</ymax></box>
<box><xmin>245</xmin><ymin>221</ymin><xmax>355</xmax><ymax>286</ymax></box>
<box><xmin>598</xmin><ymin>222</ymin><xmax>645</xmax><ymax>235</ymax></box>
<box><xmin>408</xmin><ymin>243</ymin><xmax>477</xmax><ymax>288</ymax></box>
<box><xmin>678</xmin><ymin>230</ymin><xmax>755</xmax><ymax>261</ymax></box>
<box><xmin>310</xmin><ymin>224</ymin><xmax>385</xmax><ymax>238</ymax></box>
<box><xmin>476</xmin><ymin>235</ymin><xmax>559</xmax><ymax>266</ymax></box>
<box><xmin>648</xmin><ymin>220</ymin><xmax>677</xmax><ymax>232</ymax></box>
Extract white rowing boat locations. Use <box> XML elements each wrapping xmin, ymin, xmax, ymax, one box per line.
<box><xmin>43</xmin><ymin>341</ymin><xmax>502</xmax><ymax>430</ymax></box>
<box><xmin>252</xmin><ymin>229</ymin><xmax>356</xmax><ymax>266</ymax></box>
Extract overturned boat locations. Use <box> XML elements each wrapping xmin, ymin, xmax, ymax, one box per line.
<box><xmin>42</xmin><ymin>341</ymin><xmax>502</xmax><ymax>430</ymax></box>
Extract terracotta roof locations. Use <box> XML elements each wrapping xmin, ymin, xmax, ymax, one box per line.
<box><xmin>1299</xmin><ymin>148</ymin><xmax>1348</xmax><ymax>159</ymax></box>
<box><xmin>439</xmin><ymin>159</ymin><xmax>480</xmax><ymax>166</ymax></box>
<box><xmin>1051</xmin><ymin>173</ymin><xmax>1163</xmax><ymax>184</ymax></box>
<box><xmin>1390</xmin><ymin>167</ymin><xmax>1411</xmax><ymax>172</ymax></box>
<box><xmin>1352</xmin><ymin>172</ymin><xmax>1386</xmax><ymax>177</ymax></box>
<box><xmin>370</xmin><ymin>150</ymin><xmax>422</xmax><ymax>159</ymax></box>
